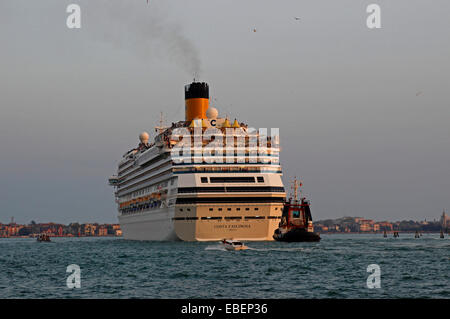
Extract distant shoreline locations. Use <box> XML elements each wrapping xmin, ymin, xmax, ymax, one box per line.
<box><xmin>1</xmin><ymin>232</ymin><xmax>446</xmax><ymax>240</ymax></box>
<box><xmin>319</xmin><ymin>231</ymin><xmax>445</xmax><ymax>235</ymax></box>
<box><xmin>0</xmin><ymin>235</ymin><xmax>122</xmax><ymax>239</ymax></box>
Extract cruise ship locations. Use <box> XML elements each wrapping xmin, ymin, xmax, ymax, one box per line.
<box><xmin>108</xmin><ymin>81</ymin><xmax>286</xmax><ymax>241</ymax></box>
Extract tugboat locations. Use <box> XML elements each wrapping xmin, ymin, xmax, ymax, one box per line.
<box><xmin>273</xmin><ymin>178</ymin><xmax>321</xmax><ymax>242</ymax></box>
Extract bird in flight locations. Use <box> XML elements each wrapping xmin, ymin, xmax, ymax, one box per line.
<box><xmin>294</xmin><ymin>17</ymin><xmax>301</xmax><ymax>20</ymax></box>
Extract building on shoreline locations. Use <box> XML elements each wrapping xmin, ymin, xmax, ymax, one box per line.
<box><xmin>0</xmin><ymin>222</ymin><xmax>122</xmax><ymax>238</ymax></box>
<box><xmin>314</xmin><ymin>215</ymin><xmax>445</xmax><ymax>234</ymax></box>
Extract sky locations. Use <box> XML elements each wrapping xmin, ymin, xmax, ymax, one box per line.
<box><xmin>0</xmin><ymin>0</ymin><xmax>449</xmax><ymax>224</ymax></box>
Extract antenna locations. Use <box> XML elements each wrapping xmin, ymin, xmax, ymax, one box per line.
<box><xmin>290</xmin><ymin>177</ymin><xmax>303</xmax><ymax>202</ymax></box>
<box><xmin>291</xmin><ymin>177</ymin><xmax>298</xmax><ymax>202</ymax></box>
<box><xmin>155</xmin><ymin>112</ymin><xmax>166</xmax><ymax>134</ymax></box>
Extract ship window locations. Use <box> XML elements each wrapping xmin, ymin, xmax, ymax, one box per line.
<box><xmin>218</xmin><ymin>208</ymin><xmax>223</xmax><ymax>211</ymax></box>
<box><xmin>210</xmin><ymin>177</ymin><xmax>255</xmax><ymax>183</ymax></box>
<box><xmin>292</xmin><ymin>210</ymin><xmax>300</xmax><ymax>218</ymax></box>
<box><xmin>257</xmin><ymin>177</ymin><xmax>264</xmax><ymax>183</ymax></box>
<box><xmin>209</xmin><ymin>208</ymin><xmax>213</xmax><ymax>211</ymax></box>
<box><xmin>187</xmin><ymin>208</ymin><xmax>191</xmax><ymax>211</ymax></box>
<box><xmin>236</xmin><ymin>208</ymin><xmax>241</xmax><ymax>211</ymax></box>
<box><xmin>227</xmin><ymin>208</ymin><xmax>231</xmax><ymax>211</ymax></box>
<box><xmin>245</xmin><ymin>208</ymin><xmax>250</xmax><ymax>211</ymax></box>
<box><xmin>201</xmin><ymin>177</ymin><xmax>208</xmax><ymax>183</ymax></box>
<box><xmin>180</xmin><ymin>209</ymin><xmax>183</xmax><ymax>212</ymax></box>
<box><xmin>254</xmin><ymin>208</ymin><xmax>259</xmax><ymax>211</ymax></box>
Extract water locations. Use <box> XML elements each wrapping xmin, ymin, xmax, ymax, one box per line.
<box><xmin>0</xmin><ymin>234</ymin><xmax>448</xmax><ymax>298</ymax></box>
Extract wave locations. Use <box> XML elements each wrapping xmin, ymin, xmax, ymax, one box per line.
<box><xmin>204</xmin><ymin>244</ymin><xmax>227</xmax><ymax>251</ymax></box>
<box><xmin>247</xmin><ymin>247</ymin><xmax>306</xmax><ymax>252</ymax></box>
<box><xmin>204</xmin><ymin>244</ymin><xmax>306</xmax><ymax>252</ymax></box>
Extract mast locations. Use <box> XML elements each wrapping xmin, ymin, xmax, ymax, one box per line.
<box><xmin>155</xmin><ymin>112</ymin><xmax>167</xmax><ymax>134</ymax></box>
<box><xmin>290</xmin><ymin>177</ymin><xmax>302</xmax><ymax>202</ymax></box>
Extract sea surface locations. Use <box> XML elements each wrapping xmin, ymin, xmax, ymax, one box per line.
<box><xmin>0</xmin><ymin>234</ymin><xmax>448</xmax><ymax>299</ymax></box>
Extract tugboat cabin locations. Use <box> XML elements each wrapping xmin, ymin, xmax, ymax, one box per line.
<box><xmin>280</xmin><ymin>198</ymin><xmax>314</xmax><ymax>232</ymax></box>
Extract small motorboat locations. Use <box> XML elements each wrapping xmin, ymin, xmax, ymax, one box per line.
<box><xmin>37</xmin><ymin>234</ymin><xmax>51</xmax><ymax>242</ymax></box>
<box><xmin>221</xmin><ymin>239</ymin><xmax>248</xmax><ymax>251</ymax></box>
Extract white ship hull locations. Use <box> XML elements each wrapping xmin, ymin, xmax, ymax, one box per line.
<box><xmin>118</xmin><ymin>207</ymin><xmax>178</xmax><ymax>241</ymax></box>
